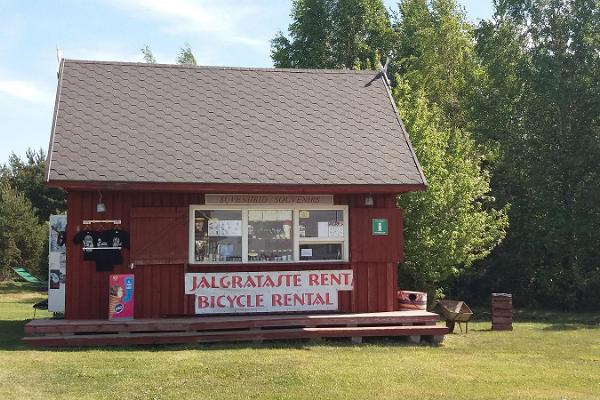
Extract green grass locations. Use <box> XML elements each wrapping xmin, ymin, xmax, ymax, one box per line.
<box><xmin>1</xmin><ymin>281</ymin><xmax>599</xmax><ymax>400</ymax></box>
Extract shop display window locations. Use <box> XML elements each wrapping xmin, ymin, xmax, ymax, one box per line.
<box><xmin>190</xmin><ymin>205</ymin><xmax>348</xmax><ymax>264</ymax></box>
<box><xmin>194</xmin><ymin>210</ymin><xmax>243</xmax><ymax>262</ymax></box>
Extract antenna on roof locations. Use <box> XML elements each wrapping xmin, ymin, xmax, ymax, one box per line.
<box><xmin>56</xmin><ymin>46</ymin><xmax>63</xmax><ymax>78</ymax></box>
<box><xmin>378</xmin><ymin>52</ymin><xmax>392</xmax><ymax>86</ymax></box>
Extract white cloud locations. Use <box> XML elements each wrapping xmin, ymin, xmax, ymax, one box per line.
<box><xmin>107</xmin><ymin>0</ymin><xmax>271</xmax><ymax>50</ymax></box>
<box><xmin>0</xmin><ymin>79</ymin><xmax>52</xmax><ymax>105</ymax></box>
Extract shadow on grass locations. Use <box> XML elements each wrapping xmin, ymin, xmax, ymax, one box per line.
<box><xmin>0</xmin><ymin>281</ymin><xmax>46</xmax><ymax>294</ymax></box>
<box><xmin>0</xmin><ymin>320</ymin><xmax>29</xmax><ymax>350</ymax></box>
<box><xmin>3</xmin><ymin>319</ymin><xmax>442</xmax><ymax>353</ymax></box>
<box><xmin>469</xmin><ymin>307</ymin><xmax>600</xmax><ymax>325</ymax></box>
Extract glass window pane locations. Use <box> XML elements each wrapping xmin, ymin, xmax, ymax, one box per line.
<box><xmin>194</xmin><ymin>210</ymin><xmax>242</xmax><ymax>262</ymax></box>
<box><xmin>299</xmin><ymin>243</ymin><xmax>343</xmax><ymax>261</ymax></box>
<box><xmin>299</xmin><ymin>210</ymin><xmax>344</xmax><ymax>238</ymax></box>
<box><xmin>248</xmin><ymin>210</ymin><xmax>293</xmax><ymax>262</ymax></box>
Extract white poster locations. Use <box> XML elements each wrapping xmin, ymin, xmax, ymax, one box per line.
<box><xmin>185</xmin><ymin>270</ymin><xmax>353</xmax><ymax>314</ymax></box>
<box><xmin>48</xmin><ymin>214</ymin><xmax>67</xmax><ymax>313</ymax></box>
<box><xmin>208</xmin><ymin>219</ymin><xmax>242</xmax><ymax>237</ymax></box>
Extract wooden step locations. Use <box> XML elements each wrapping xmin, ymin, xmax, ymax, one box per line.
<box><xmin>25</xmin><ymin>311</ymin><xmax>440</xmax><ymax>335</ymax></box>
<box><xmin>23</xmin><ymin>325</ymin><xmax>448</xmax><ymax>347</ymax></box>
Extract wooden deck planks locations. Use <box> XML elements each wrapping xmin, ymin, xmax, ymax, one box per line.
<box><xmin>24</xmin><ymin>325</ymin><xmax>448</xmax><ymax>347</ymax></box>
<box><xmin>24</xmin><ymin>311</ymin><xmax>447</xmax><ymax>347</ymax></box>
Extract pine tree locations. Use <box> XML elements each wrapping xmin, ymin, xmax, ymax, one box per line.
<box><xmin>0</xmin><ymin>183</ymin><xmax>46</xmax><ymax>279</ymax></box>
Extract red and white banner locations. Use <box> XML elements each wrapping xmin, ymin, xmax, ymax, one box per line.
<box><xmin>185</xmin><ymin>270</ymin><xmax>353</xmax><ymax>314</ymax></box>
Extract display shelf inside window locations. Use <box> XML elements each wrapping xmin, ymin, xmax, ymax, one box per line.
<box><xmin>248</xmin><ymin>210</ymin><xmax>293</xmax><ymax>262</ymax></box>
<box><xmin>298</xmin><ymin>209</ymin><xmax>345</xmax><ymax>261</ymax></box>
<box><xmin>194</xmin><ymin>210</ymin><xmax>242</xmax><ymax>262</ymax></box>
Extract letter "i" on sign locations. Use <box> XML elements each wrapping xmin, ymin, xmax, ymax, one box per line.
<box><xmin>372</xmin><ymin>219</ymin><xmax>388</xmax><ymax>235</ymax></box>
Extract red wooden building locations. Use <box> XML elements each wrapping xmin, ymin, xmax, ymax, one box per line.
<box><xmin>25</xmin><ymin>59</ymin><xmax>447</xmax><ymax>346</ymax></box>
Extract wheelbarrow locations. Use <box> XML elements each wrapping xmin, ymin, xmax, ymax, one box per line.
<box><xmin>436</xmin><ymin>300</ymin><xmax>473</xmax><ymax>333</ymax></box>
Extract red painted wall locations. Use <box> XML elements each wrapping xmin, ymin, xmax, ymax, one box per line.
<box><xmin>64</xmin><ymin>191</ymin><xmax>404</xmax><ymax>319</ymax></box>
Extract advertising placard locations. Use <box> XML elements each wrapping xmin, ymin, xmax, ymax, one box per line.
<box><xmin>108</xmin><ymin>274</ymin><xmax>135</xmax><ymax>320</ymax></box>
<box><xmin>185</xmin><ymin>270</ymin><xmax>353</xmax><ymax>314</ymax></box>
<box><xmin>48</xmin><ymin>215</ymin><xmax>67</xmax><ymax>313</ymax></box>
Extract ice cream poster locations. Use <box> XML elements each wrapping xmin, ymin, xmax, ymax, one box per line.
<box><xmin>109</xmin><ymin>274</ymin><xmax>134</xmax><ymax>320</ymax></box>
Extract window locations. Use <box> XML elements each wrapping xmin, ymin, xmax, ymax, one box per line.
<box><xmin>248</xmin><ymin>210</ymin><xmax>293</xmax><ymax>262</ymax></box>
<box><xmin>189</xmin><ymin>205</ymin><xmax>348</xmax><ymax>264</ymax></box>
<box><xmin>298</xmin><ymin>210</ymin><xmax>345</xmax><ymax>261</ymax></box>
<box><xmin>193</xmin><ymin>209</ymin><xmax>242</xmax><ymax>262</ymax></box>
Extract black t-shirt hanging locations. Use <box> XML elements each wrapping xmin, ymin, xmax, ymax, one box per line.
<box><xmin>73</xmin><ymin>229</ymin><xmax>130</xmax><ymax>271</ymax></box>
<box><xmin>94</xmin><ymin>229</ymin><xmax>130</xmax><ymax>271</ymax></box>
<box><xmin>73</xmin><ymin>230</ymin><xmax>99</xmax><ymax>261</ymax></box>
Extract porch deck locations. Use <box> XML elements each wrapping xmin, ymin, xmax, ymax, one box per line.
<box><xmin>24</xmin><ymin>310</ymin><xmax>448</xmax><ymax>347</ymax></box>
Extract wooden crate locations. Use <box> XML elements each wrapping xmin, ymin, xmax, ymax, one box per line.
<box><xmin>491</xmin><ymin>293</ymin><xmax>513</xmax><ymax>331</ymax></box>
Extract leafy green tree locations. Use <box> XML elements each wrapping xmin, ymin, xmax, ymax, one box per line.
<box><xmin>273</xmin><ymin>0</ymin><xmax>508</xmax><ymax>296</ymax></box>
<box><xmin>393</xmin><ymin>0</ymin><xmax>484</xmax><ymax>129</ymax></box>
<box><xmin>0</xmin><ymin>183</ymin><xmax>46</xmax><ymax>279</ymax></box>
<box><xmin>141</xmin><ymin>44</ymin><xmax>157</xmax><ymax>63</ymax></box>
<box><xmin>467</xmin><ymin>0</ymin><xmax>600</xmax><ymax>309</ymax></box>
<box><xmin>272</xmin><ymin>0</ymin><xmax>394</xmax><ymax>69</ymax></box>
<box><xmin>176</xmin><ymin>43</ymin><xmax>197</xmax><ymax>65</ymax></box>
<box><xmin>141</xmin><ymin>44</ymin><xmax>197</xmax><ymax>65</ymax></box>
<box><xmin>394</xmin><ymin>80</ymin><xmax>508</xmax><ymax>294</ymax></box>
<box><xmin>388</xmin><ymin>0</ymin><xmax>508</xmax><ymax>295</ymax></box>
<box><xmin>272</xmin><ymin>0</ymin><xmax>334</xmax><ymax>68</ymax></box>
<box><xmin>0</xmin><ymin>149</ymin><xmax>66</xmax><ymax>223</ymax></box>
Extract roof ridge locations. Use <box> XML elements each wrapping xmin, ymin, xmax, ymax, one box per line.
<box><xmin>62</xmin><ymin>58</ymin><xmax>379</xmax><ymax>75</ymax></box>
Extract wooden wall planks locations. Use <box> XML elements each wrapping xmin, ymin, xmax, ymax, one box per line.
<box><xmin>65</xmin><ymin>191</ymin><xmax>403</xmax><ymax>319</ymax></box>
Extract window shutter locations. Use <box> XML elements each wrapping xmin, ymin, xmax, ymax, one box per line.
<box><xmin>130</xmin><ymin>207</ymin><xmax>188</xmax><ymax>265</ymax></box>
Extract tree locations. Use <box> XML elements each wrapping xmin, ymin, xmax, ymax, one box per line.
<box><xmin>392</xmin><ymin>0</ymin><xmax>484</xmax><ymax>129</ymax></box>
<box><xmin>390</xmin><ymin>0</ymin><xmax>508</xmax><ymax>295</ymax></box>
<box><xmin>272</xmin><ymin>0</ymin><xmax>334</xmax><ymax>68</ymax></box>
<box><xmin>0</xmin><ymin>148</ymin><xmax>66</xmax><ymax>224</ymax></box>
<box><xmin>273</xmin><ymin>0</ymin><xmax>508</xmax><ymax>296</ymax></box>
<box><xmin>0</xmin><ymin>183</ymin><xmax>46</xmax><ymax>280</ymax></box>
<box><xmin>271</xmin><ymin>0</ymin><xmax>394</xmax><ymax>69</ymax></box>
<box><xmin>140</xmin><ymin>44</ymin><xmax>198</xmax><ymax>65</ymax></box>
<box><xmin>176</xmin><ymin>43</ymin><xmax>197</xmax><ymax>65</ymax></box>
<box><xmin>141</xmin><ymin>44</ymin><xmax>156</xmax><ymax>63</ymax></box>
<box><xmin>394</xmin><ymin>80</ymin><xmax>508</xmax><ymax>294</ymax></box>
<box><xmin>466</xmin><ymin>0</ymin><xmax>600</xmax><ymax>309</ymax></box>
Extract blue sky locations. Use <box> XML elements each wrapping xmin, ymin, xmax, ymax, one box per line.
<box><xmin>0</xmin><ymin>0</ymin><xmax>493</xmax><ymax>164</ymax></box>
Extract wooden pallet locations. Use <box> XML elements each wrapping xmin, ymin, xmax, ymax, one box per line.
<box><xmin>24</xmin><ymin>311</ymin><xmax>448</xmax><ymax>347</ymax></box>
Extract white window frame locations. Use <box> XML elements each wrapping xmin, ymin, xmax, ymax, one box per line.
<box><xmin>189</xmin><ymin>204</ymin><xmax>349</xmax><ymax>264</ymax></box>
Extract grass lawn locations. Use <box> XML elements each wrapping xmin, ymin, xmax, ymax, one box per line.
<box><xmin>1</xmin><ymin>281</ymin><xmax>599</xmax><ymax>400</ymax></box>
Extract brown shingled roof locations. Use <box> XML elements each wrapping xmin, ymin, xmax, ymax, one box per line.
<box><xmin>46</xmin><ymin>59</ymin><xmax>426</xmax><ymax>189</ymax></box>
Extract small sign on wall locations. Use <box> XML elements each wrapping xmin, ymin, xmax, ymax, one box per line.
<box><xmin>372</xmin><ymin>218</ymin><xmax>388</xmax><ymax>236</ymax></box>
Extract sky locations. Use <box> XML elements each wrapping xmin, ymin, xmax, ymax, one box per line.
<box><xmin>0</xmin><ymin>0</ymin><xmax>494</xmax><ymax>164</ymax></box>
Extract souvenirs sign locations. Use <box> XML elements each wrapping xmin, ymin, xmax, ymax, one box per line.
<box><xmin>205</xmin><ymin>194</ymin><xmax>334</xmax><ymax>205</ymax></box>
<box><xmin>185</xmin><ymin>270</ymin><xmax>353</xmax><ymax>314</ymax></box>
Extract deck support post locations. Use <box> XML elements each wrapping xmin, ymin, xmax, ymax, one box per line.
<box><xmin>351</xmin><ymin>336</ymin><xmax>363</xmax><ymax>344</ymax></box>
